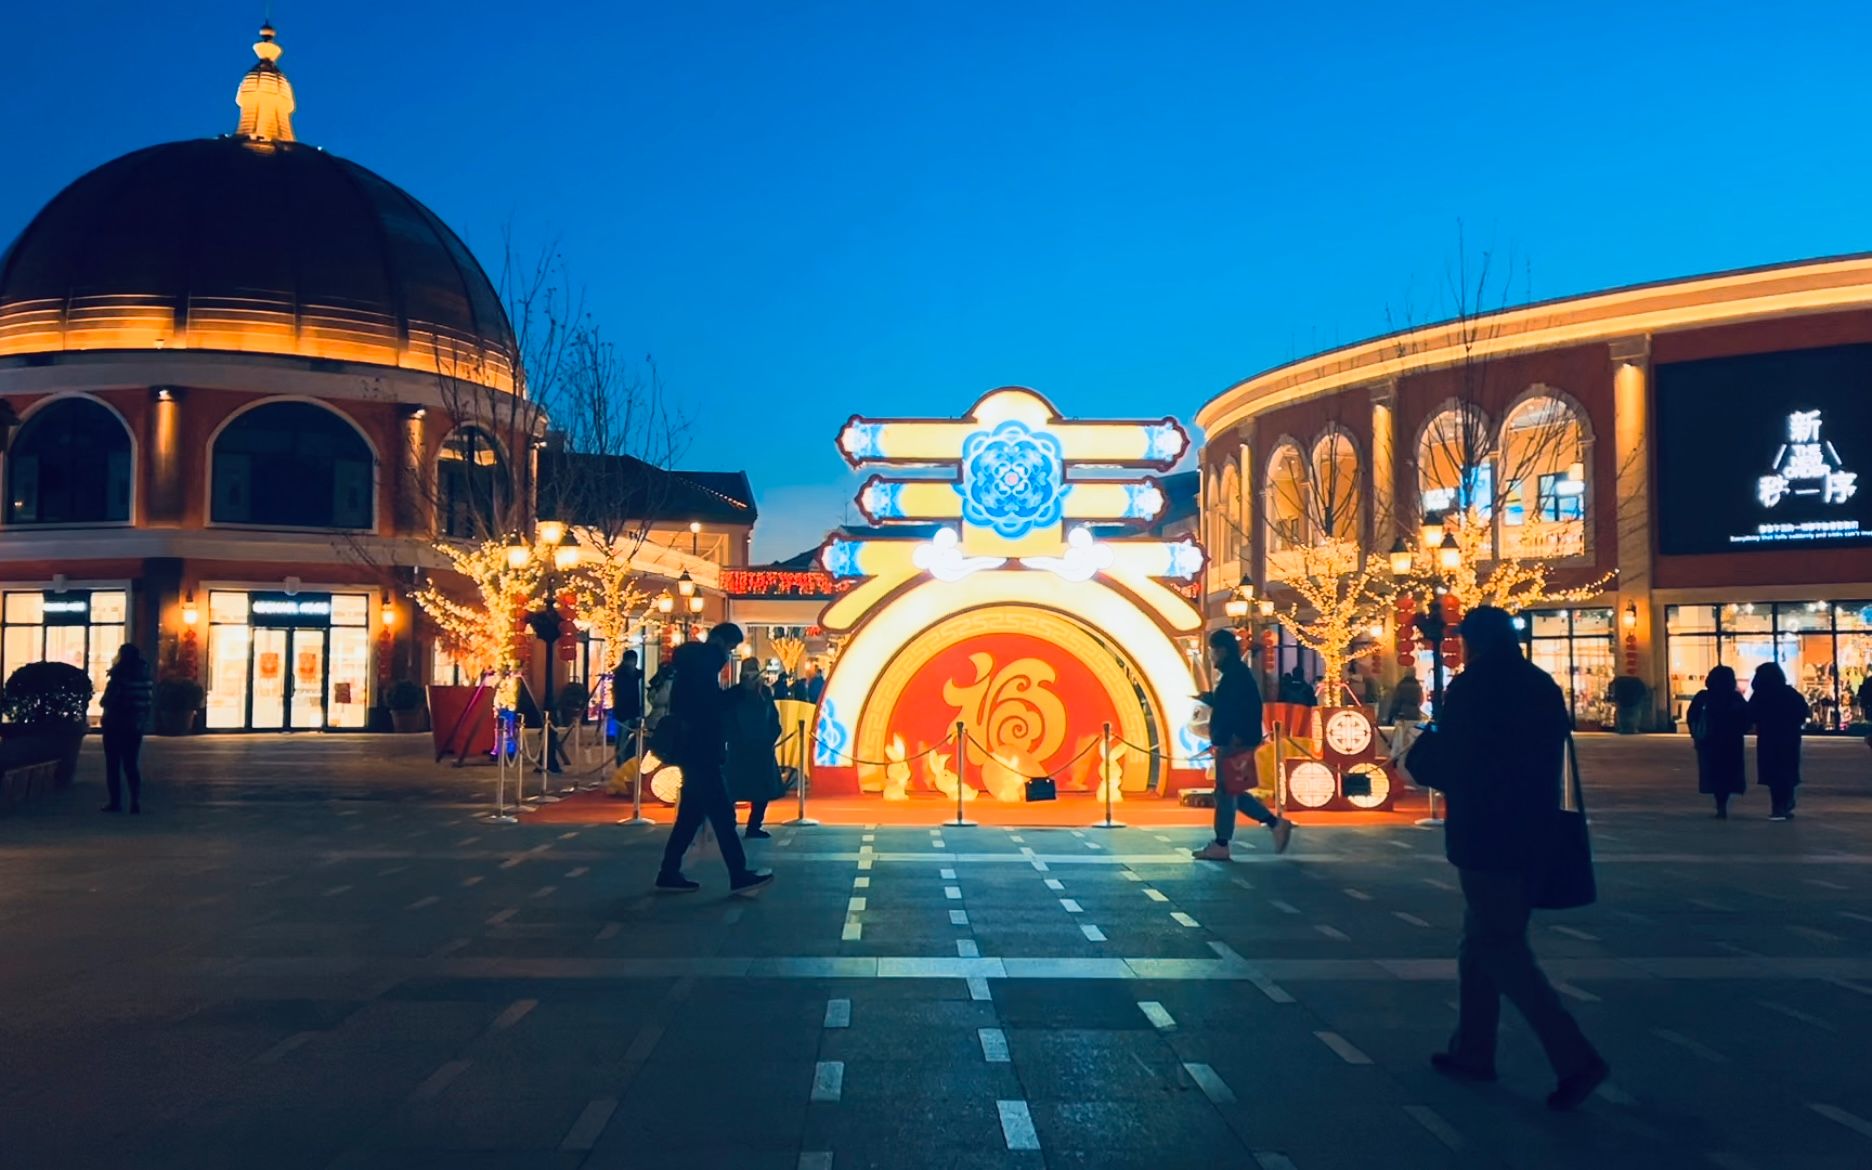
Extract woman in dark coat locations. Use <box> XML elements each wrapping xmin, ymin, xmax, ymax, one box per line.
<box><xmin>725</xmin><ymin>658</ymin><xmax>784</xmax><ymax>839</ymax></box>
<box><xmin>1687</xmin><ymin>665</ymin><xmax>1748</xmax><ymax>818</ymax></box>
<box><xmin>1747</xmin><ymin>662</ymin><xmax>1811</xmax><ymax>821</ymax></box>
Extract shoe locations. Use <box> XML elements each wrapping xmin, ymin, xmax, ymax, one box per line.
<box><xmin>731</xmin><ymin>870</ymin><xmax>775</xmax><ymax>896</ymax></box>
<box><xmin>100</xmin><ymin>804</ymin><xmax>121</xmax><ymax>813</ymax></box>
<box><xmin>1270</xmin><ymin>818</ymin><xmax>1294</xmax><ymax>854</ymax></box>
<box><xmin>1714</xmin><ymin>808</ymin><xmax>1727</xmax><ymax>819</ymax></box>
<box><xmin>1192</xmin><ymin>841</ymin><xmax>1231</xmax><ymax>861</ymax></box>
<box><xmin>1430</xmin><ymin>1052</ymin><xmax>1498</xmax><ymax>1083</ymax></box>
<box><xmin>129</xmin><ymin>804</ymin><xmax>140</xmax><ymax>815</ymax></box>
<box><xmin>1769</xmin><ymin>814</ymin><xmax>1790</xmax><ymax>822</ymax></box>
<box><xmin>744</xmin><ymin>828</ymin><xmax>772</xmax><ymax>840</ymax></box>
<box><xmin>654</xmin><ymin>872</ymin><xmax>701</xmax><ymax>893</ymax></box>
<box><xmin>1547</xmin><ymin>1057</ymin><xmax>1610</xmax><ymax>1111</ymax></box>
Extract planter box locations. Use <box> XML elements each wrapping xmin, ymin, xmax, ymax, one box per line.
<box><xmin>153</xmin><ymin>708</ymin><xmax>199</xmax><ymax>736</ymax></box>
<box><xmin>0</xmin><ymin>724</ymin><xmax>88</xmax><ymax>786</ymax></box>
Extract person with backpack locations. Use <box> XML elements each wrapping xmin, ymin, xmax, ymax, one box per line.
<box><xmin>99</xmin><ymin>644</ymin><xmax>153</xmax><ymax>814</ymax></box>
<box><xmin>654</xmin><ymin>624</ymin><xmax>774</xmax><ymax>895</ymax></box>
<box><xmin>1193</xmin><ymin>628</ymin><xmax>1294</xmax><ymax>859</ymax></box>
<box><xmin>1687</xmin><ymin>665</ymin><xmax>1748</xmax><ymax>818</ymax></box>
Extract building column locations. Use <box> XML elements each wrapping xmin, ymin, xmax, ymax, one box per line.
<box><xmin>1370</xmin><ymin>380</ymin><xmax>1397</xmax><ymax>551</ymax></box>
<box><xmin>1610</xmin><ymin>336</ymin><xmax>1660</xmax><ymax>720</ymax></box>
<box><xmin>1236</xmin><ymin>424</ymin><xmax>1257</xmax><ymax>588</ymax></box>
<box><xmin>399</xmin><ymin>406</ymin><xmax>429</xmax><ymax>538</ymax></box>
<box><xmin>147</xmin><ymin>387</ymin><xmax>184</xmax><ymax>524</ymax></box>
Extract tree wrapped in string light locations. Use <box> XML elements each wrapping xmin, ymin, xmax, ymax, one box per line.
<box><xmin>1271</xmin><ymin>540</ymin><xmax>1394</xmax><ymax>706</ymax></box>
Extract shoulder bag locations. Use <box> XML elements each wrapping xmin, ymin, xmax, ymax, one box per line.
<box><xmin>1532</xmin><ymin>733</ymin><xmax>1597</xmax><ymax>910</ymax></box>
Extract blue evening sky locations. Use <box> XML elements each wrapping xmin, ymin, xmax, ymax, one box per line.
<box><xmin>4</xmin><ymin>2</ymin><xmax>1867</xmax><ymax>559</ymax></box>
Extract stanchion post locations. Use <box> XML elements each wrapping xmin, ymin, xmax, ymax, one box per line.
<box><xmin>534</xmin><ymin>712</ymin><xmax>563</xmax><ymax>804</ymax></box>
<box><xmin>1273</xmin><ymin>724</ymin><xmax>1286</xmax><ymax>819</ymax></box>
<box><xmin>947</xmin><ymin>721</ymin><xmax>976</xmax><ymax>827</ymax></box>
<box><xmin>618</xmin><ymin>720</ymin><xmax>653</xmax><ymax>827</ymax></box>
<box><xmin>786</xmin><ymin>717</ymin><xmax>819</xmax><ymax>826</ymax></box>
<box><xmin>486</xmin><ymin>720</ymin><xmax>517</xmax><ymax>824</ymax></box>
<box><xmin>1416</xmin><ymin>786</ymin><xmax>1443</xmax><ymax>828</ymax></box>
<box><xmin>1089</xmin><ymin>720</ymin><xmax>1124</xmax><ymax>829</ymax></box>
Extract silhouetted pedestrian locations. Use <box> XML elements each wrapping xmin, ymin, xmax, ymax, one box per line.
<box><xmin>1414</xmin><ymin>605</ymin><xmax>1608</xmax><ymax>1110</ymax></box>
<box><xmin>99</xmin><ymin>645</ymin><xmax>152</xmax><ymax>814</ymax></box>
<box><xmin>655</xmin><ymin>625</ymin><xmax>774</xmax><ymax>895</ymax></box>
<box><xmin>1193</xmin><ymin>629</ymin><xmax>1293</xmax><ymax>859</ymax></box>
<box><xmin>793</xmin><ymin>664</ymin><xmax>826</xmax><ymax>704</ymax></box>
<box><xmin>726</xmin><ymin>657</ymin><xmax>784</xmax><ymax>840</ymax></box>
<box><xmin>1748</xmin><ymin>662</ymin><xmax>1809</xmax><ymax>821</ymax></box>
<box><xmin>612</xmin><ymin>650</ymin><xmax>643</xmax><ymax>763</ymax></box>
<box><xmin>1688</xmin><ymin>665</ymin><xmax>1748</xmax><ymax>818</ymax></box>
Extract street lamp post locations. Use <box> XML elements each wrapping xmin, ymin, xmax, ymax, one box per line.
<box><xmin>512</xmin><ymin>521</ymin><xmax>581</xmax><ymax>775</ymax></box>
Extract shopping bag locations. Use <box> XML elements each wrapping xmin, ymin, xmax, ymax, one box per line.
<box><xmin>1219</xmin><ymin>750</ymin><xmax>1257</xmax><ymax>795</ymax></box>
<box><xmin>1024</xmin><ymin>777</ymin><xmax>1057</xmax><ymax>802</ymax></box>
<box><xmin>1532</xmin><ymin>734</ymin><xmax>1596</xmax><ymax>910</ymax></box>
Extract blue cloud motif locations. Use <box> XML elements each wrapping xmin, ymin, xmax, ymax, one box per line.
<box><xmin>1177</xmin><ymin>719</ymin><xmax>1213</xmax><ymax>766</ymax></box>
<box><xmin>1123</xmin><ymin>483</ymin><xmax>1165</xmax><ymax>520</ymax></box>
<box><xmin>841</xmin><ymin>421</ymin><xmax>885</xmax><ymax>461</ymax></box>
<box><xmin>1164</xmin><ymin>539</ymin><xmax>1204</xmax><ymax>580</ymax></box>
<box><xmin>954</xmin><ymin>420</ymin><xmax>1070</xmax><ymax>539</ymax></box>
<box><xmin>862</xmin><ymin>480</ymin><xmax>905</xmax><ymax>520</ymax></box>
<box><xmin>1144</xmin><ymin>422</ymin><xmax>1184</xmax><ymax>464</ymax></box>
<box><xmin>823</xmin><ymin>540</ymin><xmax>864</xmax><ymax>578</ymax></box>
<box><xmin>814</xmin><ymin>699</ymin><xmax>849</xmax><ymax>766</ymax></box>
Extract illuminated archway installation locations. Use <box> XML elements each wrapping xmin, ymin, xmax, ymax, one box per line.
<box><xmin>812</xmin><ymin>387</ymin><xmax>1209</xmax><ymax>798</ymax></box>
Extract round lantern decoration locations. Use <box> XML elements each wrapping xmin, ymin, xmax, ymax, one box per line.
<box><xmin>1287</xmin><ymin>761</ymin><xmax>1336</xmax><ymax>809</ymax></box>
<box><xmin>1344</xmin><ymin>763</ymin><xmax>1391</xmax><ymax>809</ymax></box>
<box><xmin>1323</xmin><ymin>708</ymin><xmax>1374</xmax><ymax>758</ymax></box>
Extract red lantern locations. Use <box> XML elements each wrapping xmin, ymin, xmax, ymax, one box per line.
<box><xmin>1439</xmin><ymin>594</ymin><xmax>1462</xmax><ymax>627</ymax></box>
<box><xmin>1397</xmin><ymin>652</ymin><xmax>1416</xmax><ymax>668</ymax></box>
<box><xmin>1443</xmin><ymin>636</ymin><xmax>1464</xmax><ymax>671</ymax></box>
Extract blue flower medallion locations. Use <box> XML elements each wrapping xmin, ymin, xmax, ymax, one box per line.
<box><xmin>953</xmin><ymin>421</ymin><xmax>1070</xmax><ymax>539</ymax></box>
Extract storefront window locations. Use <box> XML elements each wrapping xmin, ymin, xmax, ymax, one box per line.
<box><xmin>0</xmin><ymin>589</ymin><xmax>130</xmax><ymax>721</ymax></box>
<box><xmin>1666</xmin><ymin>601</ymin><xmax>1872</xmax><ymax>732</ymax></box>
<box><xmin>1520</xmin><ymin>608</ymin><xmax>1615</xmax><ymax>728</ymax></box>
<box><xmin>205</xmin><ymin>590</ymin><xmax>372</xmax><ymax>730</ymax></box>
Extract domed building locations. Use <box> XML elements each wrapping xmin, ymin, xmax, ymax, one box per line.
<box><xmin>0</xmin><ymin>26</ymin><xmax>534</xmax><ymax>730</ymax></box>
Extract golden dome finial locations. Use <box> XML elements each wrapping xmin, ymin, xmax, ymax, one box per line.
<box><xmin>235</xmin><ymin>22</ymin><xmax>296</xmax><ymax>142</ymax></box>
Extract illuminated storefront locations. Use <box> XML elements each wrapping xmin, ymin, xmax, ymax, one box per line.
<box><xmin>0</xmin><ymin>588</ymin><xmax>130</xmax><ymax>720</ymax></box>
<box><xmin>1665</xmin><ymin>602</ymin><xmax>1872</xmax><ymax>731</ymax></box>
<box><xmin>1520</xmin><ymin>608</ymin><xmax>1617</xmax><ymax>728</ymax></box>
<box><xmin>204</xmin><ymin>590</ymin><xmax>373</xmax><ymax>730</ymax></box>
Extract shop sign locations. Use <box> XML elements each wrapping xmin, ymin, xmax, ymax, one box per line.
<box><xmin>1656</xmin><ymin>343</ymin><xmax>1872</xmax><ymax>554</ymax></box>
<box><xmin>249</xmin><ymin>592</ymin><xmax>334</xmax><ymax>627</ymax></box>
<box><xmin>40</xmin><ymin>591</ymin><xmax>90</xmax><ymax>626</ymax></box>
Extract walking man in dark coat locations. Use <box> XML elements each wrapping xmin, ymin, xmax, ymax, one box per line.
<box><xmin>1418</xmin><ymin>606</ymin><xmax>1608</xmax><ymax>1110</ymax></box>
<box><xmin>1193</xmin><ymin>629</ymin><xmax>1294</xmax><ymax>859</ymax></box>
<box><xmin>655</xmin><ymin>624</ymin><xmax>774</xmax><ymax>895</ymax></box>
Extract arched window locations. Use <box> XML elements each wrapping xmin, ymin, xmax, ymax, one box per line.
<box><xmin>212</xmin><ymin>402</ymin><xmax>374</xmax><ymax>529</ymax></box>
<box><xmin>438</xmin><ymin>426</ymin><xmax>510</xmax><ymax>539</ymax></box>
<box><xmin>1417</xmin><ymin>404</ymin><xmax>1493</xmax><ymax>524</ymax></box>
<box><xmin>1266</xmin><ymin>442</ymin><xmax>1308</xmax><ymax>554</ymax></box>
<box><xmin>6</xmin><ymin>397</ymin><xmax>132</xmax><ymax>524</ymax></box>
<box><xmin>1217</xmin><ymin>462</ymin><xmax>1242</xmax><ymax>567</ymax></box>
<box><xmin>1311</xmin><ymin>431</ymin><xmax>1359</xmax><ymax>545</ymax></box>
<box><xmin>1499</xmin><ymin>393</ymin><xmax>1587</xmax><ymax>557</ymax></box>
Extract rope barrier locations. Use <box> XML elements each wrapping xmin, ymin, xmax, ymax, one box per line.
<box><xmin>810</xmin><ymin>730</ymin><xmax>958</xmax><ymax>769</ymax></box>
<box><xmin>961</xmin><ymin>732</ymin><xmax>1105</xmax><ymax>779</ymax></box>
<box><xmin>1112</xmin><ymin>735</ymin><xmax>1216</xmax><ymax>769</ymax></box>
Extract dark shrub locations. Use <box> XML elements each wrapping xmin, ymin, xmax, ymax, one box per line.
<box><xmin>3</xmin><ymin>662</ymin><xmax>92</xmax><ymax>727</ymax></box>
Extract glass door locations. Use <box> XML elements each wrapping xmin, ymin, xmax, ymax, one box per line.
<box><xmin>289</xmin><ymin>629</ymin><xmax>326</xmax><ymax>729</ymax></box>
<box><xmin>326</xmin><ymin>627</ymin><xmax>369</xmax><ymax>728</ymax></box>
<box><xmin>251</xmin><ymin>628</ymin><xmax>289</xmax><ymax>729</ymax></box>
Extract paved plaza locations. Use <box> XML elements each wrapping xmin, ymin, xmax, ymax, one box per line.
<box><xmin>3</xmin><ymin>735</ymin><xmax>1872</xmax><ymax>1169</ymax></box>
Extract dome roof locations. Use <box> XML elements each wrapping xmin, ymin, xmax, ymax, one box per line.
<box><xmin>0</xmin><ymin>136</ymin><xmax>517</xmax><ymax>390</ymax></box>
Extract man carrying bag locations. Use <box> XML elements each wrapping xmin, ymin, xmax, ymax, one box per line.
<box><xmin>1405</xmin><ymin>605</ymin><xmax>1607</xmax><ymax>1111</ymax></box>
